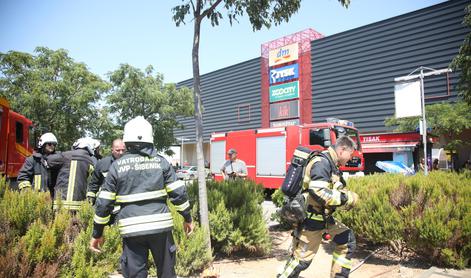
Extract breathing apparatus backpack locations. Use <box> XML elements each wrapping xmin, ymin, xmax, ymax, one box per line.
<box><xmin>279</xmin><ymin>146</ymin><xmax>321</xmax><ymax>225</ymax></box>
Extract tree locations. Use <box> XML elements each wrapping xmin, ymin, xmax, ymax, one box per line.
<box><xmin>171</xmin><ymin>0</ymin><xmax>350</xmax><ymax>252</ymax></box>
<box><xmin>385</xmin><ymin>101</ymin><xmax>471</xmax><ymax>152</ymax></box>
<box><xmin>87</xmin><ymin>106</ymin><xmax>122</xmax><ymax>154</ymax></box>
<box><xmin>0</xmin><ymin>47</ymin><xmax>109</xmax><ymax>149</ymax></box>
<box><xmin>451</xmin><ymin>3</ymin><xmax>471</xmax><ymax>105</ymax></box>
<box><xmin>107</xmin><ymin>64</ymin><xmax>194</xmax><ymax>151</ymax></box>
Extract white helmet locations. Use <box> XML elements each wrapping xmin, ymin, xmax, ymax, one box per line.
<box><xmin>38</xmin><ymin>132</ymin><xmax>58</xmax><ymax>148</ymax></box>
<box><xmin>73</xmin><ymin>137</ymin><xmax>100</xmax><ymax>155</ymax></box>
<box><xmin>123</xmin><ymin>116</ymin><xmax>153</xmax><ymax>144</ymax></box>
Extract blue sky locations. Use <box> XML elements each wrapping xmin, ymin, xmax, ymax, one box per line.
<box><xmin>0</xmin><ymin>0</ymin><xmax>446</xmax><ymax>83</ymax></box>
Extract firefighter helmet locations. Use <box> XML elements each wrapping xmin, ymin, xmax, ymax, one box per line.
<box><xmin>73</xmin><ymin>137</ymin><xmax>100</xmax><ymax>155</ymax></box>
<box><xmin>38</xmin><ymin>133</ymin><xmax>58</xmax><ymax>148</ymax></box>
<box><xmin>123</xmin><ymin>116</ymin><xmax>153</xmax><ymax>144</ymax></box>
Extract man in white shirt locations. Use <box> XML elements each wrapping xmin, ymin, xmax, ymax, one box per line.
<box><xmin>220</xmin><ymin>148</ymin><xmax>247</xmax><ymax>180</ymax></box>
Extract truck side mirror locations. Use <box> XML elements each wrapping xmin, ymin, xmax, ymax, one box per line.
<box><xmin>323</xmin><ymin>129</ymin><xmax>331</xmax><ymax>147</ymax></box>
<box><xmin>324</xmin><ymin>140</ymin><xmax>331</xmax><ymax>147</ymax></box>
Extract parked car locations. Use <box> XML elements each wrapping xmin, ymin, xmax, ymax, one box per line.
<box><xmin>176</xmin><ymin>166</ymin><xmax>211</xmax><ymax>180</ymax></box>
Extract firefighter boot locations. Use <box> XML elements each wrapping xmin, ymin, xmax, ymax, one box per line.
<box><xmin>331</xmin><ymin>230</ymin><xmax>356</xmax><ymax>278</ymax></box>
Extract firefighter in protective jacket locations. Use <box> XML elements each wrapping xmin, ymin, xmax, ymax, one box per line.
<box><xmin>17</xmin><ymin>132</ymin><xmax>58</xmax><ymax>196</ymax></box>
<box><xmin>87</xmin><ymin>138</ymin><xmax>126</xmax><ymax>205</ymax></box>
<box><xmin>278</xmin><ymin>136</ymin><xmax>359</xmax><ymax>278</ymax></box>
<box><xmin>45</xmin><ymin>137</ymin><xmax>100</xmax><ymax>210</ymax></box>
<box><xmin>90</xmin><ymin>116</ymin><xmax>194</xmax><ymax>278</ymax></box>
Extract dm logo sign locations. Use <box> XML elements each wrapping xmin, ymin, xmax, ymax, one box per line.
<box><xmin>269</xmin><ymin>81</ymin><xmax>299</xmax><ymax>102</ymax></box>
<box><xmin>269</xmin><ymin>64</ymin><xmax>299</xmax><ymax>85</ymax></box>
<box><xmin>269</xmin><ymin>43</ymin><xmax>299</xmax><ymax>67</ymax></box>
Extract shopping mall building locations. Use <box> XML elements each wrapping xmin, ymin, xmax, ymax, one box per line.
<box><xmin>174</xmin><ymin>0</ymin><xmax>470</xmax><ymax>173</ymax></box>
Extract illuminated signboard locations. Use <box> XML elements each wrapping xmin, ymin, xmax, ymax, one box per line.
<box><xmin>269</xmin><ymin>81</ymin><xmax>299</xmax><ymax>103</ymax></box>
<box><xmin>269</xmin><ymin>43</ymin><xmax>299</xmax><ymax>67</ymax></box>
<box><xmin>269</xmin><ymin>64</ymin><xmax>299</xmax><ymax>85</ymax></box>
<box><xmin>270</xmin><ymin>100</ymin><xmax>299</xmax><ymax>121</ymax></box>
<box><xmin>270</xmin><ymin>119</ymin><xmax>300</xmax><ymax>127</ymax></box>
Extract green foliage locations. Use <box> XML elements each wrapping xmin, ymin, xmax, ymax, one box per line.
<box><xmin>336</xmin><ymin>174</ymin><xmax>404</xmax><ymax>243</ymax></box>
<box><xmin>0</xmin><ymin>177</ymin><xmax>212</xmax><ymax>277</ymax></box>
<box><xmin>384</xmin><ymin>101</ymin><xmax>471</xmax><ymax>152</ymax></box>
<box><xmin>0</xmin><ymin>176</ymin><xmax>7</xmax><ymax>199</ymax></box>
<box><xmin>0</xmin><ymin>47</ymin><xmax>195</xmax><ymax>152</ymax></box>
<box><xmin>332</xmin><ymin>172</ymin><xmax>471</xmax><ymax>268</ymax></box>
<box><xmin>0</xmin><ymin>186</ymin><xmax>53</xmax><ymax>236</ymax></box>
<box><xmin>107</xmin><ymin>64</ymin><xmax>194</xmax><ymax>151</ymax></box>
<box><xmin>170</xmin><ymin>203</ymin><xmax>212</xmax><ymax>276</ymax></box>
<box><xmin>87</xmin><ymin>107</ymin><xmax>123</xmax><ymax>149</ymax></box>
<box><xmin>0</xmin><ymin>47</ymin><xmax>109</xmax><ymax>149</ymax></box>
<box><xmin>189</xmin><ymin>179</ymin><xmax>271</xmax><ymax>256</ymax></box>
<box><xmin>451</xmin><ymin>3</ymin><xmax>471</xmax><ymax>105</ymax></box>
<box><xmin>172</xmin><ymin>0</ymin><xmax>349</xmax><ymax>31</ymax></box>
<box><xmin>271</xmin><ymin>188</ymin><xmax>284</xmax><ymax>208</ymax></box>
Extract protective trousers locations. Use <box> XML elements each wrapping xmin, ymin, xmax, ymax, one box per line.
<box><xmin>121</xmin><ymin>231</ymin><xmax>177</xmax><ymax>278</ymax></box>
<box><xmin>278</xmin><ymin>217</ymin><xmax>356</xmax><ymax>278</ymax></box>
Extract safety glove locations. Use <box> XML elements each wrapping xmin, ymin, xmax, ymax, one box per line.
<box><xmin>343</xmin><ymin>190</ymin><xmax>359</xmax><ymax>210</ymax></box>
<box><xmin>87</xmin><ymin>196</ymin><xmax>96</xmax><ymax>206</ymax></box>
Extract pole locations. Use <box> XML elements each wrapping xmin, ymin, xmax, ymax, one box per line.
<box><xmin>180</xmin><ymin>137</ymin><xmax>184</xmax><ymax>168</ymax></box>
<box><xmin>419</xmin><ymin>67</ymin><xmax>428</xmax><ymax>175</ymax></box>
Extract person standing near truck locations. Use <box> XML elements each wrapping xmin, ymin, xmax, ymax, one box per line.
<box><xmin>220</xmin><ymin>148</ymin><xmax>247</xmax><ymax>180</ymax></box>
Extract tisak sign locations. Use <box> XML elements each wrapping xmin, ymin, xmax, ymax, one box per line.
<box><xmin>269</xmin><ymin>64</ymin><xmax>299</xmax><ymax>85</ymax></box>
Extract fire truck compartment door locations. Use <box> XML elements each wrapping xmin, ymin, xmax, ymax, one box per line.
<box><xmin>256</xmin><ymin>136</ymin><xmax>286</xmax><ymax>176</ymax></box>
<box><xmin>210</xmin><ymin>140</ymin><xmax>226</xmax><ymax>174</ymax></box>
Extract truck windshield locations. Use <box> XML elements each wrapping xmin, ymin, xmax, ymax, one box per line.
<box><xmin>334</xmin><ymin>126</ymin><xmax>361</xmax><ymax>150</ymax></box>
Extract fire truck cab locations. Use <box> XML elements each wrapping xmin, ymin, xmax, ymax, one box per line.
<box><xmin>210</xmin><ymin>119</ymin><xmax>364</xmax><ymax>189</ymax></box>
<box><xmin>0</xmin><ymin>98</ymin><xmax>34</xmax><ymax>180</ymax></box>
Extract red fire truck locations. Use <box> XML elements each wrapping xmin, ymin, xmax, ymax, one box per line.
<box><xmin>210</xmin><ymin>119</ymin><xmax>364</xmax><ymax>189</ymax></box>
<box><xmin>0</xmin><ymin>98</ymin><xmax>34</xmax><ymax>181</ymax></box>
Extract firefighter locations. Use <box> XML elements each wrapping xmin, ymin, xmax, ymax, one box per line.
<box><xmin>17</xmin><ymin>132</ymin><xmax>59</xmax><ymax>196</ymax></box>
<box><xmin>45</xmin><ymin>137</ymin><xmax>100</xmax><ymax>210</ymax></box>
<box><xmin>278</xmin><ymin>136</ymin><xmax>359</xmax><ymax>278</ymax></box>
<box><xmin>87</xmin><ymin>138</ymin><xmax>126</xmax><ymax>205</ymax></box>
<box><xmin>89</xmin><ymin>116</ymin><xmax>194</xmax><ymax>278</ymax></box>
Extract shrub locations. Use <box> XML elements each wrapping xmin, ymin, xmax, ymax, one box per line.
<box><xmin>271</xmin><ymin>188</ymin><xmax>284</xmax><ymax>208</ymax></box>
<box><xmin>0</xmin><ymin>176</ymin><xmax>212</xmax><ymax>277</ymax></box>
<box><xmin>189</xmin><ymin>179</ymin><xmax>271</xmax><ymax>256</ymax></box>
<box><xmin>170</xmin><ymin>203</ymin><xmax>212</xmax><ymax>276</ymax></box>
<box><xmin>0</xmin><ymin>176</ymin><xmax>8</xmax><ymax>199</ymax></box>
<box><xmin>337</xmin><ymin>172</ymin><xmax>471</xmax><ymax>268</ymax></box>
<box><xmin>0</xmin><ymin>185</ymin><xmax>53</xmax><ymax>237</ymax></box>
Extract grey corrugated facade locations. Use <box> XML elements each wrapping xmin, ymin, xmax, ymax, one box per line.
<box><xmin>175</xmin><ymin>58</ymin><xmax>261</xmax><ymax>141</ymax></box>
<box><xmin>311</xmin><ymin>0</ymin><xmax>469</xmax><ymax>133</ymax></box>
<box><xmin>175</xmin><ymin>0</ymin><xmax>469</xmax><ymax>141</ymax></box>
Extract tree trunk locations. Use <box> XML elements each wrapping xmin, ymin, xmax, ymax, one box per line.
<box><xmin>192</xmin><ymin>12</ymin><xmax>211</xmax><ymax>252</ymax></box>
